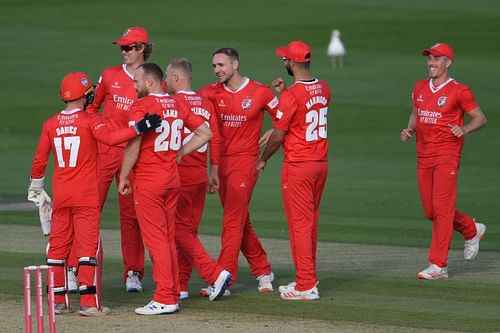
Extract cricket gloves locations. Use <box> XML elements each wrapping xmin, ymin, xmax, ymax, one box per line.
<box><xmin>27</xmin><ymin>177</ymin><xmax>52</xmax><ymax>236</ymax></box>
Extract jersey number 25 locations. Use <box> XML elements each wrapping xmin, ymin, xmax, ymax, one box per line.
<box><xmin>305</xmin><ymin>107</ymin><xmax>327</xmax><ymax>142</ymax></box>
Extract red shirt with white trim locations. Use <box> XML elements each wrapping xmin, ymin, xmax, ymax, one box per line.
<box><xmin>412</xmin><ymin>78</ymin><xmax>478</xmax><ymax>157</ymax></box>
<box><xmin>199</xmin><ymin>78</ymin><xmax>278</xmax><ymax>157</ymax></box>
<box><xmin>175</xmin><ymin>91</ymin><xmax>221</xmax><ymax>186</ymax></box>
<box><xmin>273</xmin><ymin>79</ymin><xmax>331</xmax><ymax>162</ymax></box>
<box><xmin>30</xmin><ymin>109</ymin><xmax>137</xmax><ymax>208</ymax></box>
<box><xmin>129</xmin><ymin>93</ymin><xmax>205</xmax><ymax>187</ymax></box>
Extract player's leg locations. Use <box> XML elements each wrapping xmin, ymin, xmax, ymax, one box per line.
<box><xmin>115</xmin><ymin>169</ymin><xmax>145</xmax><ymax>287</ymax></box>
<box><xmin>72</xmin><ymin>206</ymin><xmax>110</xmax><ymax>316</ymax></box>
<box><xmin>133</xmin><ymin>183</ymin><xmax>180</xmax><ymax>314</ymax></box>
<box><xmin>176</xmin><ymin>183</ymin><xmax>224</xmax><ymax>287</ymax></box>
<box><xmin>46</xmin><ymin>207</ymin><xmax>74</xmax><ymax>312</ymax></box>
<box><xmin>282</xmin><ymin>162</ymin><xmax>318</xmax><ymax>291</ymax></box>
<box><xmin>217</xmin><ymin>156</ymin><xmax>254</xmax><ymax>284</ymax></box>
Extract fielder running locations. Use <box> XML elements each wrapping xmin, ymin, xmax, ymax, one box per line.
<box><xmin>401</xmin><ymin>42</ymin><xmax>487</xmax><ymax>279</ymax></box>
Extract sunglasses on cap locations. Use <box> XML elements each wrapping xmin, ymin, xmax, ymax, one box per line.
<box><xmin>120</xmin><ymin>44</ymin><xmax>141</xmax><ymax>52</ymax></box>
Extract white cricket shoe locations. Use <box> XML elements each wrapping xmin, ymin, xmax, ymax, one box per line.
<box><xmin>417</xmin><ymin>264</ymin><xmax>448</xmax><ymax>280</ymax></box>
<box><xmin>280</xmin><ymin>286</ymin><xmax>320</xmax><ymax>301</ymax></box>
<box><xmin>209</xmin><ymin>270</ymin><xmax>232</xmax><ymax>301</ymax></box>
<box><xmin>180</xmin><ymin>291</ymin><xmax>189</xmax><ymax>300</ymax></box>
<box><xmin>126</xmin><ymin>271</ymin><xmax>143</xmax><ymax>292</ymax></box>
<box><xmin>79</xmin><ymin>306</ymin><xmax>111</xmax><ymax>317</ymax></box>
<box><xmin>200</xmin><ymin>285</ymin><xmax>231</xmax><ymax>298</ymax></box>
<box><xmin>134</xmin><ymin>301</ymin><xmax>179</xmax><ymax>315</ymax></box>
<box><xmin>464</xmin><ymin>223</ymin><xmax>486</xmax><ymax>260</ymax></box>
<box><xmin>67</xmin><ymin>268</ymin><xmax>78</xmax><ymax>294</ymax></box>
<box><xmin>257</xmin><ymin>272</ymin><xmax>274</xmax><ymax>293</ymax></box>
<box><xmin>279</xmin><ymin>281</ymin><xmax>296</xmax><ymax>293</ymax></box>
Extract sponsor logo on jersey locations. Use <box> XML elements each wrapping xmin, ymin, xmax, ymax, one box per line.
<box><xmin>450</xmin><ymin>169</ymin><xmax>456</xmax><ymax>176</ymax></box>
<box><xmin>239</xmin><ymin>182</ymin><xmax>247</xmax><ymax>188</ymax></box>
<box><xmin>112</xmin><ymin>81</ymin><xmax>121</xmax><ymax>89</ymax></box>
<box><xmin>417</xmin><ymin>94</ymin><xmax>424</xmax><ymax>102</ymax></box>
<box><xmin>437</xmin><ymin>96</ymin><xmax>447</xmax><ymax>107</ymax></box>
<box><xmin>241</xmin><ymin>98</ymin><xmax>252</xmax><ymax>111</ymax></box>
<box><xmin>276</xmin><ymin>110</ymin><xmax>283</xmax><ymax>119</ymax></box>
<box><xmin>218</xmin><ymin>99</ymin><xmax>225</xmax><ymax>107</ymax></box>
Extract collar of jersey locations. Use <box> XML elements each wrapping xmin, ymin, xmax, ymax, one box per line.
<box><xmin>223</xmin><ymin>77</ymin><xmax>249</xmax><ymax>94</ymax></box>
<box><xmin>291</xmin><ymin>78</ymin><xmax>319</xmax><ymax>88</ymax></box>
<box><xmin>61</xmin><ymin>108</ymin><xmax>82</xmax><ymax>114</ymax></box>
<box><xmin>177</xmin><ymin>90</ymin><xmax>195</xmax><ymax>95</ymax></box>
<box><xmin>429</xmin><ymin>77</ymin><xmax>453</xmax><ymax>93</ymax></box>
<box><xmin>122</xmin><ymin>64</ymin><xmax>134</xmax><ymax>80</ymax></box>
<box><xmin>149</xmin><ymin>93</ymin><xmax>169</xmax><ymax>97</ymax></box>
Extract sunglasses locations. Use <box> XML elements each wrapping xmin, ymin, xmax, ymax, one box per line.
<box><xmin>120</xmin><ymin>44</ymin><xmax>140</xmax><ymax>52</ymax></box>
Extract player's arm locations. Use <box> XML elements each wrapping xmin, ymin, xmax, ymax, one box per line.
<box><xmin>401</xmin><ymin>107</ymin><xmax>417</xmax><ymax>142</ymax></box>
<box><xmin>91</xmin><ymin>113</ymin><xmax>161</xmax><ymax>145</ymax></box>
<box><xmin>29</xmin><ymin>123</ymin><xmax>51</xmax><ymax>202</ymax></box>
<box><xmin>118</xmin><ymin>136</ymin><xmax>142</xmax><ymax>195</ymax></box>
<box><xmin>256</xmin><ymin>128</ymin><xmax>286</xmax><ymax>172</ymax></box>
<box><xmin>207</xmin><ymin>101</ymin><xmax>221</xmax><ymax>193</ymax></box>
<box><xmin>449</xmin><ymin>107</ymin><xmax>487</xmax><ymax>138</ymax></box>
<box><xmin>178</xmin><ymin>122</ymin><xmax>212</xmax><ymax>164</ymax></box>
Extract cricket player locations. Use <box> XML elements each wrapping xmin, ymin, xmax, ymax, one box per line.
<box><xmin>257</xmin><ymin>41</ymin><xmax>330</xmax><ymax>300</ymax></box>
<box><xmin>165</xmin><ymin>58</ymin><xmax>231</xmax><ymax>300</ymax></box>
<box><xmin>118</xmin><ymin>63</ymin><xmax>222</xmax><ymax>315</ymax></box>
<box><xmin>29</xmin><ymin>71</ymin><xmax>160</xmax><ymax>316</ymax></box>
<box><xmin>198</xmin><ymin>47</ymin><xmax>276</xmax><ymax>296</ymax></box>
<box><xmin>68</xmin><ymin>26</ymin><xmax>154</xmax><ymax>292</ymax></box>
<box><xmin>401</xmin><ymin>42</ymin><xmax>487</xmax><ymax>279</ymax></box>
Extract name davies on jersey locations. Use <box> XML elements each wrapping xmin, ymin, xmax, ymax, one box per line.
<box><xmin>306</xmin><ymin>96</ymin><xmax>328</xmax><ymax>109</ymax></box>
<box><xmin>220</xmin><ymin>113</ymin><xmax>248</xmax><ymax>127</ymax></box>
<box><xmin>55</xmin><ymin>126</ymin><xmax>78</xmax><ymax>136</ymax></box>
<box><xmin>417</xmin><ymin>108</ymin><xmax>442</xmax><ymax>124</ymax></box>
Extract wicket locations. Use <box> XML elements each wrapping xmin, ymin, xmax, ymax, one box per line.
<box><xmin>24</xmin><ymin>265</ymin><xmax>56</xmax><ymax>333</ymax></box>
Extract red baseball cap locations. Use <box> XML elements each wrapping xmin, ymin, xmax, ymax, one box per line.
<box><xmin>422</xmin><ymin>42</ymin><xmax>454</xmax><ymax>62</ymax></box>
<box><xmin>113</xmin><ymin>26</ymin><xmax>150</xmax><ymax>45</ymax></box>
<box><xmin>275</xmin><ymin>40</ymin><xmax>312</xmax><ymax>63</ymax></box>
<box><xmin>60</xmin><ymin>72</ymin><xmax>93</xmax><ymax>102</ymax></box>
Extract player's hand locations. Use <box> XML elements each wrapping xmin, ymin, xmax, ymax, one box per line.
<box><xmin>448</xmin><ymin>124</ymin><xmax>467</xmax><ymax>138</ymax></box>
<box><xmin>27</xmin><ymin>177</ymin><xmax>44</xmax><ymax>204</ymax></box>
<box><xmin>208</xmin><ymin>166</ymin><xmax>219</xmax><ymax>193</ymax></box>
<box><xmin>259</xmin><ymin>128</ymin><xmax>274</xmax><ymax>149</ymax></box>
<box><xmin>256</xmin><ymin>160</ymin><xmax>266</xmax><ymax>173</ymax></box>
<box><xmin>272</xmin><ymin>77</ymin><xmax>286</xmax><ymax>93</ymax></box>
<box><xmin>135</xmin><ymin>113</ymin><xmax>162</xmax><ymax>133</ymax></box>
<box><xmin>118</xmin><ymin>178</ymin><xmax>132</xmax><ymax>195</ymax></box>
<box><xmin>400</xmin><ymin>128</ymin><xmax>414</xmax><ymax>142</ymax></box>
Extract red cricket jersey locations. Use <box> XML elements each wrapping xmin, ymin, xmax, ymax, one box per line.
<box><xmin>129</xmin><ymin>93</ymin><xmax>205</xmax><ymax>187</ymax></box>
<box><xmin>199</xmin><ymin>78</ymin><xmax>279</xmax><ymax>157</ymax></box>
<box><xmin>412</xmin><ymin>78</ymin><xmax>478</xmax><ymax>157</ymax></box>
<box><xmin>87</xmin><ymin>65</ymin><xmax>137</xmax><ymax>148</ymax></box>
<box><xmin>30</xmin><ymin>109</ymin><xmax>137</xmax><ymax>208</ymax></box>
<box><xmin>273</xmin><ymin>79</ymin><xmax>331</xmax><ymax>162</ymax></box>
<box><xmin>175</xmin><ymin>91</ymin><xmax>221</xmax><ymax>186</ymax></box>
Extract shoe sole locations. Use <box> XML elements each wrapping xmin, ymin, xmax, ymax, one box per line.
<box><xmin>258</xmin><ymin>287</ymin><xmax>273</xmax><ymax>293</ymax></box>
<box><xmin>209</xmin><ymin>273</ymin><xmax>232</xmax><ymax>302</ymax></box>
<box><xmin>134</xmin><ymin>308</ymin><xmax>179</xmax><ymax>315</ymax></box>
<box><xmin>417</xmin><ymin>274</ymin><xmax>448</xmax><ymax>280</ymax></box>
<box><xmin>127</xmin><ymin>288</ymin><xmax>143</xmax><ymax>292</ymax></box>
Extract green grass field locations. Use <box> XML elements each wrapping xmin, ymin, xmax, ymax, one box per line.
<box><xmin>1</xmin><ymin>0</ymin><xmax>499</xmax><ymax>332</ymax></box>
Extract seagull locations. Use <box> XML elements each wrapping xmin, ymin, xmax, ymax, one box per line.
<box><xmin>327</xmin><ymin>29</ymin><xmax>346</xmax><ymax>68</ymax></box>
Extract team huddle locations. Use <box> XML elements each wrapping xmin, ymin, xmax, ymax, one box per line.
<box><xmin>27</xmin><ymin>26</ymin><xmax>487</xmax><ymax>317</ymax></box>
<box><xmin>27</xmin><ymin>26</ymin><xmax>330</xmax><ymax>316</ymax></box>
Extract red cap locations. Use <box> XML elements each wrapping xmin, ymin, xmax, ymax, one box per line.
<box><xmin>113</xmin><ymin>26</ymin><xmax>149</xmax><ymax>45</ymax></box>
<box><xmin>60</xmin><ymin>72</ymin><xmax>93</xmax><ymax>102</ymax></box>
<box><xmin>275</xmin><ymin>40</ymin><xmax>312</xmax><ymax>63</ymax></box>
<box><xmin>422</xmin><ymin>42</ymin><xmax>453</xmax><ymax>62</ymax></box>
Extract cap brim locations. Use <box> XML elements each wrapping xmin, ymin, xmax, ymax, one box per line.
<box><xmin>275</xmin><ymin>46</ymin><xmax>288</xmax><ymax>58</ymax></box>
<box><xmin>112</xmin><ymin>37</ymin><xmax>134</xmax><ymax>45</ymax></box>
